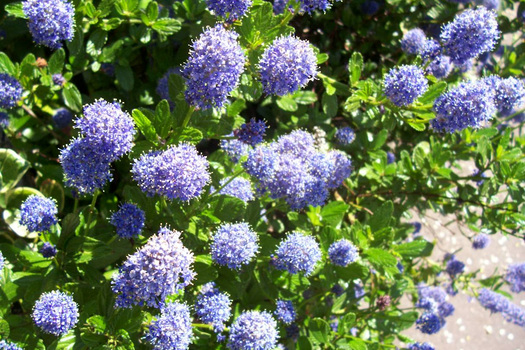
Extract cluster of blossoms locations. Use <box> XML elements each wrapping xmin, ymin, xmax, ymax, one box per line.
<box><xmin>334</xmin><ymin>127</ymin><xmax>356</xmax><ymax>146</ymax></box>
<box><xmin>0</xmin><ymin>340</ymin><xmax>22</xmax><ymax>350</ymax></box>
<box><xmin>472</xmin><ymin>233</ymin><xmax>490</xmax><ymax>249</ymax></box>
<box><xmin>504</xmin><ymin>263</ymin><xmax>525</xmax><ymax>293</ymax></box>
<box><xmin>216</xmin><ymin>177</ymin><xmax>255</xmax><ymax>203</ymax></box>
<box><xmin>408</xmin><ymin>342</ymin><xmax>435</xmax><ymax>350</ymax></box>
<box><xmin>328</xmin><ymin>239</ymin><xmax>359</xmax><ymax>267</ymax></box>
<box><xmin>39</xmin><ymin>242</ymin><xmax>57</xmax><ymax>258</ymax></box>
<box><xmin>400</xmin><ymin>28</ymin><xmax>426</xmax><ymax>55</ymax></box>
<box><xmin>19</xmin><ymin>195</ymin><xmax>58</xmax><ymax>233</ymax></box>
<box><xmin>272</xmin><ymin>232</ymin><xmax>322</xmax><ymax>275</ymax></box>
<box><xmin>234</xmin><ymin>118</ymin><xmax>267</xmax><ymax>146</ymax></box>
<box><xmin>182</xmin><ymin>25</ymin><xmax>246</xmax><ymax>109</ymax></box>
<box><xmin>243</xmin><ymin>130</ymin><xmax>352</xmax><ymax>210</ymax></box>
<box><xmin>430</xmin><ymin>80</ymin><xmax>496</xmax><ymax>133</ymax></box>
<box><xmin>210</xmin><ymin>222</ymin><xmax>259</xmax><ymax>269</ymax></box>
<box><xmin>59</xmin><ymin>100</ymin><xmax>136</xmax><ymax>194</ymax></box>
<box><xmin>0</xmin><ymin>73</ymin><xmax>23</xmax><ymax>109</ymax></box>
<box><xmin>52</xmin><ymin>108</ymin><xmax>73</xmax><ymax>128</ymax></box>
<box><xmin>144</xmin><ymin>301</ymin><xmax>193</xmax><ymax>350</ymax></box>
<box><xmin>258</xmin><ymin>36</ymin><xmax>318</xmax><ymax>96</ymax></box>
<box><xmin>111</xmin><ymin>227</ymin><xmax>195</xmax><ymax>308</ymax></box>
<box><xmin>221</xmin><ymin>137</ymin><xmax>251</xmax><ymax>163</ymax></box>
<box><xmin>299</xmin><ymin>0</ymin><xmax>341</xmax><ymax>14</ymax></box>
<box><xmin>481</xmin><ymin>76</ymin><xmax>525</xmax><ymax>116</ymax></box>
<box><xmin>156</xmin><ymin>67</ymin><xmax>180</xmax><ymax>107</ymax></box>
<box><xmin>195</xmin><ymin>282</ymin><xmax>232</xmax><ymax>336</ymax></box>
<box><xmin>205</xmin><ymin>0</ymin><xmax>252</xmax><ymax>21</ymax></box>
<box><xmin>477</xmin><ymin>288</ymin><xmax>525</xmax><ymax>327</ymax></box>
<box><xmin>22</xmin><ymin>0</ymin><xmax>75</xmax><ymax>49</ymax></box>
<box><xmin>132</xmin><ymin>143</ymin><xmax>210</xmax><ymax>201</ymax></box>
<box><xmin>228</xmin><ymin>310</ymin><xmax>279</xmax><ymax>350</ymax></box>
<box><xmin>0</xmin><ymin>251</ymin><xmax>4</xmax><ymax>271</ymax></box>
<box><xmin>445</xmin><ymin>254</ymin><xmax>465</xmax><ymax>277</ymax></box>
<box><xmin>109</xmin><ymin>203</ymin><xmax>146</xmax><ymax>239</ymax></box>
<box><xmin>274</xmin><ymin>300</ymin><xmax>296</xmax><ymax>324</ymax></box>
<box><xmin>415</xmin><ymin>284</ymin><xmax>455</xmax><ymax>334</ymax></box>
<box><xmin>383</xmin><ymin>65</ymin><xmax>428</xmax><ymax>107</ymax></box>
<box><xmin>32</xmin><ymin>290</ymin><xmax>79</xmax><ymax>336</ymax></box>
<box><xmin>52</xmin><ymin>74</ymin><xmax>66</xmax><ymax>86</ymax></box>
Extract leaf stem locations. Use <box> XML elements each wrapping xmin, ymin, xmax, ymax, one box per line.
<box><xmin>85</xmin><ymin>190</ymin><xmax>100</xmax><ymax>230</ymax></box>
<box><xmin>182</xmin><ymin>106</ymin><xmax>195</xmax><ymax>129</ymax></box>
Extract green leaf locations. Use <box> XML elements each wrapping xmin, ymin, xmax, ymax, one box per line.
<box><xmin>155</xmin><ymin>99</ymin><xmax>172</xmax><ymax>138</ymax></box>
<box><xmin>152</xmin><ymin>18</ymin><xmax>182</xmax><ymax>35</ymax></box>
<box><xmin>348</xmin><ymin>339</ymin><xmax>368</xmax><ymax>350</ymax></box>
<box><xmin>62</xmin><ymin>83</ymin><xmax>82</xmax><ymax>112</ymax></box>
<box><xmin>39</xmin><ymin>179</ymin><xmax>65</xmax><ymax>212</ymax></box>
<box><xmin>0</xmin><ymin>52</ymin><xmax>17</xmax><ymax>76</ymax></box>
<box><xmin>369</xmin><ymin>200</ymin><xmax>393</xmax><ymax>232</ymax></box>
<box><xmin>86</xmin><ymin>29</ymin><xmax>107</xmax><ymax>57</ymax></box>
<box><xmin>0</xmin><ymin>318</ymin><xmax>10</xmax><ymax>338</ymax></box>
<box><xmin>393</xmin><ymin>240</ymin><xmax>434</xmax><ymax>258</ymax></box>
<box><xmin>205</xmin><ymin>196</ymin><xmax>246</xmax><ymax>222</ymax></box>
<box><xmin>86</xmin><ymin>315</ymin><xmax>107</xmax><ymax>333</ymax></box>
<box><xmin>5</xmin><ymin>2</ymin><xmax>27</xmax><ymax>19</ymax></box>
<box><xmin>317</xmin><ymin>53</ymin><xmax>329</xmax><ymax>64</ymax></box>
<box><xmin>321</xmin><ymin>201</ymin><xmax>349</xmax><ymax>227</ymax></box>
<box><xmin>168</xmin><ymin>73</ymin><xmax>186</xmax><ymax>102</ymax></box>
<box><xmin>418</xmin><ymin>81</ymin><xmax>447</xmax><ymax>104</ymax></box>
<box><xmin>364</xmin><ymin>248</ymin><xmax>397</xmax><ymax>273</ymax></box>
<box><xmin>227</xmin><ymin>99</ymin><xmax>246</xmax><ymax>117</ymax></box>
<box><xmin>115</xmin><ymin>64</ymin><xmax>134</xmax><ymax>91</ymax></box>
<box><xmin>0</xmin><ymin>149</ymin><xmax>29</xmax><ymax>194</ymax></box>
<box><xmin>369</xmin><ymin>129</ymin><xmax>388</xmax><ymax>150</ymax></box>
<box><xmin>48</xmin><ymin>49</ymin><xmax>65</xmax><ymax>75</ymax></box>
<box><xmin>349</xmin><ymin>52</ymin><xmax>363</xmax><ymax>86</ymax></box>
<box><xmin>98</xmin><ymin>0</ymin><xmax>116</xmax><ymax>17</ymax></box>
<box><xmin>322</xmin><ymin>93</ymin><xmax>338</xmax><ymax>118</ymax></box>
<box><xmin>309</xmin><ymin>318</ymin><xmax>331</xmax><ymax>344</ymax></box>
<box><xmin>276</xmin><ymin>96</ymin><xmax>298</xmax><ymax>112</ymax></box>
<box><xmin>407</xmin><ymin>121</ymin><xmax>426</xmax><ymax>131</ymax></box>
<box><xmin>132</xmin><ymin>109</ymin><xmax>158</xmax><ymax>144</ymax></box>
<box><xmin>141</xmin><ymin>1</ymin><xmax>158</xmax><ymax>25</ymax></box>
<box><xmin>412</xmin><ymin>141</ymin><xmax>430</xmax><ymax>170</ymax></box>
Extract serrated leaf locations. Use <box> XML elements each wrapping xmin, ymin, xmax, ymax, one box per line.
<box><xmin>0</xmin><ymin>149</ymin><xmax>29</xmax><ymax>194</ymax></box>
<box><xmin>321</xmin><ymin>201</ymin><xmax>349</xmax><ymax>227</ymax></box>
<box><xmin>276</xmin><ymin>96</ymin><xmax>298</xmax><ymax>112</ymax></box>
<box><xmin>62</xmin><ymin>83</ymin><xmax>82</xmax><ymax>112</ymax></box>
<box><xmin>5</xmin><ymin>2</ymin><xmax>26</xmax><ymax>19</ymax></box>
<box><xmin>152</xmin><ymin>18</ymin><xmax>181</xmax><ymax>35</ymax></box>
<box><xmin>309</xmin><ymin>318</ymin><xmax>331</xmax><ymax>344</ymax></box>
<box><xmin>132</xmin><ymin>109</ymin><xmax>158</xmax><ymax>144</ymax></box>
<box><xmin>418</xmin><ymin>81</ymin><xmax>446</xmax><ymax>104</ymax></box>
<box><xmin>349</xmin><ymin>52</ymin><xmax>363</xmax><ymax>86</ymax></box>
<box><xmin>0</xmin><ymin>52</ymin><xmax>17</xmax><ymax>76</ymax></box>
<box><xmin>369</xmin><ymin>200</ymin><xmax>393</xmax><ymax>232</ymax></box>
<box><xmin>393</xmin><ymin>240</ymin><xmax>434</xmax><ymax>258</ymax></box>
<box><xmin>48</xmin><ymin>49</ymin><xmax>65</xmax><ymax>75</ymax></box>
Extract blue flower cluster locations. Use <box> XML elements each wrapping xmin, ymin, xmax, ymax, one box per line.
<box><xmin>421</xmin><ymin>39</ymin><xmax>442</xmax><ymax>61</ymax></box>
<box><xmin>156</xmin><ymin>67</ymin><xmax>180</xmax><ymax>106</ymax></box>
<box><xmin>32</xmin><ymin>290</ymin><xmax>79</xmax><ymax>335</ymax></box>
<box><xmin>482</xmin><ymin>76</ymin><xmax>525</xmax><ymax>116</ymax></box>
<box><xmin>110</xmin><ymin>203</ymin><xmax>146</xmax><ymax>239</ymax></box>
<box><xmin>19</xmin><ymin>195</ymin><xmax>58</xmax><ymax>233</ymax></box>
<box><xmin>383</xmin><ymin>65</ymin><xmax>428</xmax><ymax>107</ymax></box>
<box><xmin>111</xmin><ymin>227</ymin><xmax>195</xmax><ymax>308</ymax></box>
<box><xmin>206</xmin><ymin>0</ymin><xmax>252</xmax><ymax>21</ymax></box>
<box><xmin>132</xmin><ymin>143</ymin><xmax>210</xmax><ymax>201</ymax></box>
<box><xmin>60</xmin><ymin>100</ymin><xmax>136</xmax><ymax>194</ymax></box>
<box><xmin>426</xmin><ymin>56</ymin><xmax>452</xmax><ymax>79</ymax></box>
<box><xmin>299</xmin><ymin>0</ymin><xmax>339</xmax><ymax>14</ymax></box>
<box><xmin>182</xmin><ymin>25</ymin><xmax>246</xmax><ymax>109</ymax></box>
<box><xmin>386</xmin><ymin>152</ymin><xmax>395</xmax><ymax>164</ymax></box>
<box><xmin>0</xmin><ymin>73</ymin><xmax>23</xmax><ymax>109</ymax></box>
<box><xmin>272</xmin><ymin>232</ymin><xmax>321</xmax><ymax>275</ymax></box>
<box><xmin>234</xmin><ymin>118</ymin><xmax>267</xmax><ymax>146</ymax></box>
<box><xmin>217</xmin><ymin>177</ymin><xmax>254</xmax><ymax>202</ymax></box>
<box><xmin>408</xmin><ymin>342</ymin><xmax>435</xmax><ymax>350</ymax></box>
<box><xmin>244</xmin><ymin>130</ymin><xmax>352</xmax><ymax>210</ymax></box>
<box><xmin>328</xmin><ymin>239</ymin><xmax>359</xmax><ymax>267</ymax></box>
<box><xmin>274</xmin><ymin>300</ymin><xmax>296</xmax><ymax>324</ymax></box>
<box><xmin>505</xmin><ymin>263</ymin><xmax>525</xmax><ymax>293</ymax></box>
<box><xmin>431</xmin><ymin>81</ymin><xmax>496</xmax><ymax>133</ymax></box>
<box><xmin>472</xmin><ymin>233</ymin><xmax>490</xmax><ymax>249</ymax></box>
<box><xmin>334</xmin><ymin>127</ymin><xmax>356</xmax><ymax>146</ymax></box>
<box><xmin>445</xmin><ymin>255</ymin><xmax>465</xmax><ymax>277</ymax></box>
<box><xmin>415</xmin><ymin>284</ymin><xmax>454</xmax><ymax>334</ymax></box>
<box><xmin>195</xmin><ymin>282</ymin><xmax>232</xmax><ymax>334</ymax></box>
<box><xmin>228</xmin><ymin>310</ymin><xmax>279</xmax><ymax>350</ymax></box>
<box><xmin>210</xmin><ymin>222</ymin><xmax>259</xmax><ymax>269</ymax></box>
<box><xmin>22</xmin><ymin>0</ymin><xmax>75</xmax><ymax>50</ymax></box>
<box><xmin>440</xmin><ymin>8</ymin><xmax>500</xmax><ymax>64</ymax></box>
<box><xmin>0</xmin><ymin>251</ymin><xmax>4</xmax><ymax>271</ymax></box>
<box><xmin>52</xmin><ymin>108</ymin><xmax>73</xmax><ymax>128</ymax></box>
<box><xmin>39</xmin><ymin>242</ymin><xmax>57</xmax><ymax>258</ymax></box>
<box><xmin>272</xmin><ymin>0</ymin><xmax>289</xmax><ymax>14</ymax></box>
<box><xmin>0</xmin><ymin>340</ymin><xmax>23</xmax><ymax>350</ymax></box>
<box><xmin>144</xmin><ymin>301</ymin><xmax>193</xmax><ymax>350</ymax></box>
<box><xmin>52</xmin><ymin>74</ymin><xmax>66</xmax><ymax>86</ymax></box>
<box><xmin>478</xmin><ymin>288</ymin><xmax>525</xmax><ymax>327</ymax></box>
<box><xmin>258</xmin><ymin>36</ymin><xmax>317</xmax><ymax>96</ymax></box>
<box><xmin>221</xmin><ymin>138</ymin><xmax>251</xmax><ymax>163</ymax></box>
<box><xmin>0</xmin><ymin>112</ymin><xmax>9</xmax><ymax>129</ymax></box>
<box><xmin>401</xmin><ymin>29</ymin><xmax>427</xmax><ymax>55</ymax></box>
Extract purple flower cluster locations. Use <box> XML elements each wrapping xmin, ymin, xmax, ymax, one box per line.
<box><xmin>52</xmin><ymin>108</ymin><xmax>73</xmax><ymax>128</ymax></box>
<box><xmin>132</xmin><ymin>143</ymin><xmax>210</xmax><ymax>201</ymax></box>
<box><xmin>183</xmin><ymin>25</ymin><xmax>246</xmax><ymax>109</ymax></box>
<box><xmin>144</xmin><ymin>301</ymin><xmax>193</xmax><ymax>350</ymax></box>
<box><xmin>156</xmin><ymin>67</ymin><xmax>180</xmax><ymax>106</ymax></box>
<box><xmin>0</xmin><ymin>251</ymin><xmax>4</xmax><ymax>271</ymax></box>
<box><xmin>32</xmin><ymin>290</ymin><xmax>79</xmax><ymax>335</ymax></box>
<box><xmin>244</xmin><ymin>130</ymin><xmax>352</xmax><ymax>210</ymax></box>
<box><xmin>22</xmin><ymin>0</ymin><xmax>75</xmax><ymax>50</ymax></box>
<box><xmin>234</xmin><ymin>118</ymin><xmax>267</xmax><ymax>146</ymax></box>
<box><xmin>110</xmin><ymin>203</ymin><xmax>146</xmax><ymax>239</ymax></box>
<box><xmin>228</xmin><ymin>310</ymin><xmax>279</xmax><ymax>350</ymax></box>
<box><xmin>383</xmin><ymin>65</ymin><xmax>428</xmax><ymax>107</ymax></box>
<box><xmin>478</xmin><ymin>288</ymin><xmax>525</xmax><ymax>327</ymax></box>
<box><xmin>421</xmin><ymin>39</ymin><xmax>442</xmax><ymax>61</ymax></box>
<box><xmin>440</xmin><ymin>8</ymin><xmax>500</xmax><ymax>64</ymax></box>
<box><xmin>446</xmin><ymin>255</ymin><xmax>465</xmax><ymax>277</ymax></box>
<box><xmin>408</xmin><ymin>342</ymin><xmax>435</xmax><ymax>350</ymax></box>
<box><xmin>217</xmin><ymin>177</ymin><xmax>254</xmax><ymax>202</ymax></box>
<box><xmin>505</xmin><ymin>263</ymin><xmax>525</xmax><ymax>293</ymax></box>
<box><xmin>299</xmin><ymin>0</ymin><xmax>338</xmax><ymax>14</ymax></box>
<box><xmin>19</xmin><ymin>195</ymin><xmax>58</xmax><ymax>233</ymax></box>
<box><xmin>52</xmin><ymin>74</ymin><xmax>66</xmax><ymax>86</ymax></box>
<box><xmin>274</xmin><ymin>300</ymin><xmax>296</xmax><ymax>324</ymax></box>
<box><xmin>0</xmin><ymin>73</ymin><xmax>23</xmax><ymax>109</ymax></box>
<box><xmin>401</xmin><ymin>29</ymin><xmax>427</xmax><ymax>55</ymax></box>
<box><xmin>195</xmin><ymin>282</ymin><xmax>232</xmax><ymax>334</ymax></box>
<box><xmin>431</xmin><ymin>80</ymin><xmax>496</xmax><ymax>133</ymax></box>
<box><xmin>221</xmin><ymin>138</ymin><xmax>251</xmax><ymax>163</ymax></box>
<box><xmin>272</xmin><ymin>232</ymin><xmax>321</xmax><ymax>276</ymax></box>
<box><xmin>111</xmin><ymin>227</ymin><xmax>195</xmax><ymax>308</ymax></box>
<box><xmin>39</xmin><ymin>242</ymin><xmax>57</xmax><ymax>258</ymax></box>
<box><xmin>0</xmin><ymin>340</ymin><xmax>23</xmax><ymax>350</ymax></box>
<box><xmin>258</xmin><ymin>36</ymin><xmax>317</xmax><ymax>96</ymax></box>
<box><xmin>328</xmin><ymin>239</ymin><xmax>359</xmax><ymax>267</ymax></box>
<box><xmin>472</xmin><ymin>233</ymin><xmax>490</xmax><ymax>249</ymax></box>
<box><xmin>206</xmin><ymin>0</ymin><xmax>252</xmax><ymax>21</ymax></box>
<box><xmin>415</xmin><ymin>284</ymin><xmax>454</xmax><ymax>334</ymax></box>
<box><xmin>482</xmin><ymin>76</ymin><xmax>525</xmax><ymax>116</ymax></box>
<box><xmin>210</xmin><ymin>222</ymin><xmax>259</xmax><ymax>269</ymax></box>
<box><xmin>0</xmin><ymin>112</ymin><xmax>9</xmax><ymax>129</ymax></box>
<box><xmin>426</xmin><ymin>56</ymin><xmax>452</xmax><ymax>79</ymax></box>
<box><xmin>334</xmin><ymin>127</ymin><xmax>356</xmax><ymax>146</ymax></box>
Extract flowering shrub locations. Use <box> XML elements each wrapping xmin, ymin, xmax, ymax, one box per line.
<box><xmin>0</xmin><ymin>0</ymin><xmax>523</xmax><ymax>349</ymax></box>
